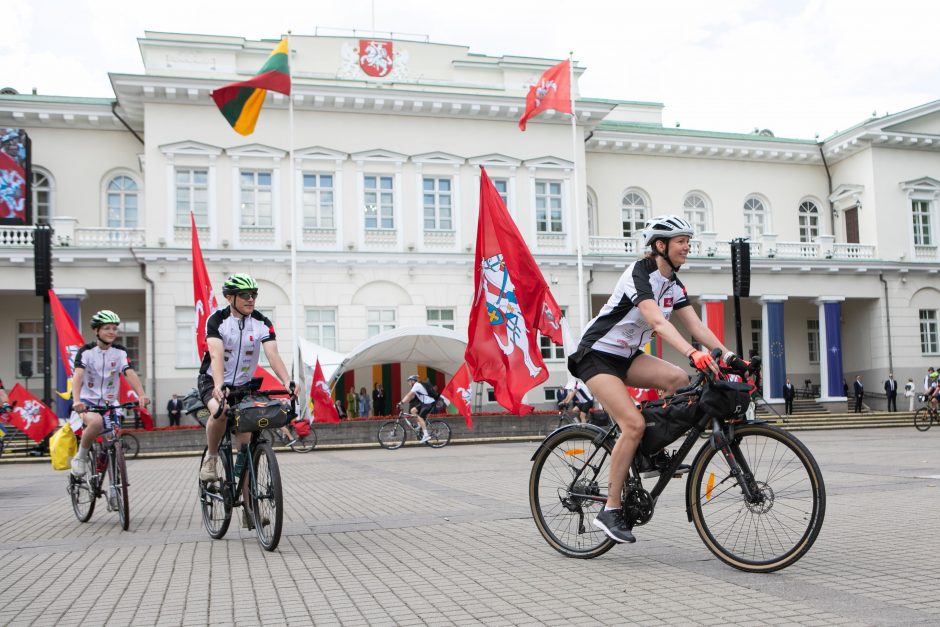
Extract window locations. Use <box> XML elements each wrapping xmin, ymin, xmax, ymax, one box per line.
<box><xmin>587</xmin><ymin>188</ymin><xmax>598</xmax><ymax>236</ymax></box>
<box><xmin>32</xmin><ymin>170</ymin><xmax>52</xmax><ymax>225</ymax></box>
<box><xmin>913</xmin><ymin>200</ymin><xmax>932</xmax><ymax>246</ymax></box>
<box><xmin>16</xmin><ymin>321</ymin><xmax>44</xmax><ymax>377</ymax></box>
<box><xmin>486</xmin><ymin>388</ymin><xmax>496</xmax><ymax>402</ymax></box>
<box><xmin>798</xmin><ymin>201</ymin><xmax>819</xmax><ymax>243</ymax></box>
<box><xmin>683</xmin><ymin>193</ymin><xmax>708</xmax><ymax>234</ymax></box>
<box><xmin>302</xmin><ymin>173</ymin><xmax>334</xmax><ymax>228</ymax></box>
<box><xmin>539</xmin><ymin>308</ymin><xmax>566</xmax><ymax>361</ymax></box>
<box><xmin>364</xmin><ymin>175</ymin><xmax>394</xmax><ymax>229</ymax></box>
<box><xmin>544</xmin><ymin>388</ymin><xmax>559</xmax><ymax>402</ymax></box>
<box><xmin>367</xmin><ymin>308</ymin><xmax>397</xmax><ymax>337</ymax></box>
<box><xmin>743</xmin><ymin>197</ymin><xmax>767</xmax><ymax>240</ymax></box>
<box><xmin>305</xmin><ymin>308</ymin><xmax>337</xmax><ymax>350</ymax></box>
<box><xmin>117</xmin><ymin>321</ymin><xmax>141</xmax><ymax>373</ymax></box>
<box><xmin>621</xmin><ymin>191</ymin><xmax>647</xmax><ymax>238</ymax></box>
<box><xmin>176</xmin><ymin>168</ymin><xmax>208</xmax><ymax>226</ymax></box>
<box><xmin>175</xmin><ymin>308</ymin><xmax>199</xmax><ymax>368</ymax></box>
<box><xmin>240</xmin><ymin>170</ymin><xmax>273</xmax><ymax>227</ymax></box>
<box><xmin>535</xmin><ymin>180</ymin><xmax>563</xmax><ymax>233</ymax></box>
<box><xmin>493</xmin><ymin>178</ymin><xmax>510</xmax><ymax>211</ymax></box>
<box><xmin>106</xmin><ymin>175</ymin><xmax>139</xmax><ymax>228</ymax></box>
<box><xmin>427</xmin><ymin>308</ymin><xmax>455</xmax><ymax>330</ymax></box>
<box><xmin>920</xmin><ymin>310</ymin><xmax>939</xmax><ymax>354</ymax></box>
<box><xmin>423</xmin><ymin>177</ymin><xmax>453</xmax><ymax>231</ymax></box>
<box><xmin>750</xmin><ymin>319</ymin><xmax>762</xmax><ymax>358</ymax></box>
<box><xmin>807</xmin><ymin>319</ymin><xmax>819</xmax><ymax>364</ymax></box>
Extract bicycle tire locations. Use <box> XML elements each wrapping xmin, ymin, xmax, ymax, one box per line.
<box><xmin>199</xmin><ymin>447</ymin><xmax>232</xmax><ymax>539</ymax></box>
<box><xmin>426</xmin><ymin>420</ymin><xmax>451</xmax><ymax>448</ymax></box>
<box><xmin>687</xmin><ymin>423</ymin><xmax>826</xmax><ymax>573</ymax></box>
<box><xmin>120</xmin><ymin>433</ymin><xmax>140</xmax><ymax>459</ymax></box>
<box><xmin>251</xmin><ymin>442</ymin><xmax>283</xmax><ymax>551</ymax></box>
<box><xmin>378</xmin><ymin>421</ymin><xmax>406</xmax><ymax>450</ymax></box>
<box><xmin>914</xmin><ymin>408</ymin><xmax>933</xmax><ymax>431</ymax></box>
<box><xmin>529</xmin><ymin>426</ymin><xmax>616</xmax><ymax>559</ymax></box>
<box><xmin>69</xmin><ymin>467</ymin><xmax>96</xmax><ymax>523</ymax></box>
<box><xmin>290</xmin><ymin>428</ymin><xmax>317</xmax><ymax>453</ymax></box>
<box><xmin>113</xmin><ymin>441</ymin><xmax>130</xmax><ymax>531</ymax></box>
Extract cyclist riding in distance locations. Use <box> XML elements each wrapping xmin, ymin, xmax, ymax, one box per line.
<box><xmin>69</xmin><ymin>310</ymin><xmax>150</xmax><ymax>477</ymax></box>
<box><xmin>198</xmin><ymin>274</ymin><xmax>295</xmax><ymax>483</ymax></box>
<box><xmin>560</xmin><ymin>377</ymin><xmax>594</xmax><ymax>424</ymax></box>
<box><xmin>568</xmin><ymin>214</ymin><xmax>735</xmax><ymax>544</ymax></box>
<box><xmin>398</xmin><ymin>375</ymin><xmax>434</xmax><ymax>443</ymax></box>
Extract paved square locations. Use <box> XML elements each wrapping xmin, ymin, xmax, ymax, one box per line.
<box><xmin>1</xmin><ymin>427</ymin><xmax>939</xmax><ymax>625</ymax></box>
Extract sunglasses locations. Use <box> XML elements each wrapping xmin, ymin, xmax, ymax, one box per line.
<box><xmin>236</xmin><ymin>291</ymin><xmax>258</xmax><ymax>300</ymax></box>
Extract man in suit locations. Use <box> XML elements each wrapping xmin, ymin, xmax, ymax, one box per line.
<box><xmin>883</xmin><ymin>373</ymin><xmax>898</xmax><ymax>412</ymax></box>
<box><xmin>167</xmin><ymin>393</ymin><xmax>182</xmax><ymax>426</ymax></box>
<box><xmin>853</xmin><ymin>376</ymin><xmax>864</xmax><ymax>413</ymax></box>
<box><xmin>783</xmin><ymin>377</ymin><xmax>795</xmax><ymax>415</ymax></box>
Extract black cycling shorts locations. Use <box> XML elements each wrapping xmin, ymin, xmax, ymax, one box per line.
<box><xmin>568</xmin><ymin>346</ymin><xmax>642</xmax><ymax>383</ymax></box>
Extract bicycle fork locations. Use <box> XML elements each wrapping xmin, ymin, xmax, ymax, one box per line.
<box><xmin>710</xmin><ymin>418</ymin><xmax>762</xmax><ymax>504</ymax></box>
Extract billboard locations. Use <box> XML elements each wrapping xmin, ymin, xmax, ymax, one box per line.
<box><xmin>0</xmin><ymin>128</ymin><xmax>31</xmax><ymax>225</ymax></box>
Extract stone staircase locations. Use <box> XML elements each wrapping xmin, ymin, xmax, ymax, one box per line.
<box><xmin>762</xmin><ymin>410</ymin><xmax>914</xmax><ymax>431</ymax></box>
<box><xmin>755</xmin><ymin>398</ymin><xmax>827</xmax><ymax>416</ymax></box>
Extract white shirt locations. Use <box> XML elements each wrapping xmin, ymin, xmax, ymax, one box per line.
<box><xmin>410</xmin><ymin>382</ymin><xmax>434</xmax><ymax>405</ymax></box>
<box><xmin>565</xmin><ymin>379</ymin><xmax>594</xmax><ymax>403</ymax></box>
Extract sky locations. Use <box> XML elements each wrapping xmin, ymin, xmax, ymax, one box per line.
<box><xmin>4</xmin><ymin>0</ymin><xmax>939</xmax><ymax>140</ymax></box>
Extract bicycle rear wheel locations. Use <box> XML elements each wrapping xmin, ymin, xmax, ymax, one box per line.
<box><xmin>378</xmin><ymin>421</ymin><xmax>406</xmax><ymax>449</ymax></box>
<box><xmin>426</xmin><ymin>420</ymin><xmax>451</xmax><ymax>448</ymax></box>
<box><xmin>250</xmin><ymin>442</ymin><xmax>283</xmax><ymax>551</ymax></box>
<box><xmin>290</xmin><ymin>428</ymin><xmax>317</xmax><ymax>453</ymax></box>
<box><xmin>529</xmin><ymin>426</ymin><xmax>616</xmax><ymax>559</ymax></box>
<box><xmin>914</xmin><ymin>408</ymin><xmax>933</xmax><ymax>431</ymax></box>
<box><xmin>120</xmin><ymin>433</ymin><xmax>139</xmax><ymax>459</ymax></box>
<box><xmin>199</xmin><ymin>447</ymin><xmax>232</xmax><ymax>539</ymax></box>
<box><xmin>69</xmin><ymin>468</ymin><xmax>96</xmax><ymax>523</ymax></box>
<box><xmin>688</xmin><ymin>423</ymin><xmax>825</xmax><ymax>573</ymax></box>
<box><xmin>111</xmin><ymin>442</ymin><xmax>130</xmax><ymax>530</ymax></box>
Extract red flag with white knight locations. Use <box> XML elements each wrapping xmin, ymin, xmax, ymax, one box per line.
<box><xmin>441</xmin><ymin>363</ymin><xmax>473</xmax><ymax>429</ymax></box>
<box><xmin>466</xmin><ymin>167</ymin><xmax>564</xmax><ymax>414</ymax></box>
<box><xmin>518</xmin><ymin>59</ymin><xmax>571</xmax><ymax>131</ymax></box>
<box><xmin>310</xmin><ymin>359</ymin><xmax>340</xmax><ymax>423</ymax></box>
<box><xmin>191</xmin><ymin>212</ymin><xmax>218</xmax><ymax>357</ymax></box>
<box><xmin>119</xmin><ymin>376</ymin><xmax>153</xmax><ymax>430</ymax></box>
<box><xmin>6</xmin><ymin>384</ymin><xmax>59</xmax><ymax>442</ymax></box>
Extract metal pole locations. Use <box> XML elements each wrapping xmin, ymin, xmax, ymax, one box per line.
<box><xmin>568</xmin><ymin>53</ymin><xmax>586</xmax><ymax>335</ymax></box>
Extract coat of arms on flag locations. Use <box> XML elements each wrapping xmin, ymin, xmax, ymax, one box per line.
<box><xmin>358</xmin><ymin>40</ymin><xmax>394</xmax><ymax>77</ymax></box>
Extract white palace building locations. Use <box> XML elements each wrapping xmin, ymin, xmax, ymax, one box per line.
<box><xmin>1</xmin><ymin>31</ymin><xmax>939</xmax><ymax>421</ymax></box>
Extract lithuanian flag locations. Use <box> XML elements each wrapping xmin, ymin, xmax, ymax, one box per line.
<box><xmin>211</xmin><ymin>38</ymin><xmax>291</xmax><ymax>136</ymax></box>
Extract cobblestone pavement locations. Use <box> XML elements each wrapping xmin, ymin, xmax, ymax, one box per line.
<box><xmin>1</xmin><ymin>427</ymin><xmax>938</xmax><ymax>626</ymax></box>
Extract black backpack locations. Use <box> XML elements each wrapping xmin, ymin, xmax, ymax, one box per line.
<box><xmin>422</xmin><ymin>380</ymin><xmax>441</xmax><ymax>401</ymax></box>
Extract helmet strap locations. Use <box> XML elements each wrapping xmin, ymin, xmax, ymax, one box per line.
<box><xmin>95</xmin><ymin>329</ymin><xmax>113</xmax><ymax>347</ymax></box>
<box><xmin>653</xmin><ymin>239</ymin><xmax>681</xmax><ymax>276</ymax></box>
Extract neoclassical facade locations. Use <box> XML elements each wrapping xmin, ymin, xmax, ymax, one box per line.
<box><xmin>1</xmin><ymin>31</ymin><xmax>939</xmax><ymax>420</ymax></box>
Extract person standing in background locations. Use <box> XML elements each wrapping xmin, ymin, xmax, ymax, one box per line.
<box><xmin>346</xmin><ymin>387</ymin><xmax>358</xmax><ymax>419</ymax></box>
<box><xmin>783</xmin><ymin>378</ymin><xmax>795</xmax><ymax>415</ymax></box>
<box><xmin>167</xmin><ymin>393</ymin><xmax>182</xmax><ymax>426</ymax></box>
<box><xmin>372</xmin><ymin>383</ymin><xmax>386</xmax><ymax>416</ymax></box>
<box><xmin>883</xmin><ymin>373</ymin><xmax>898</xmax><ymax>412</ymax></box>
<box><xmin>358</xmin><ymin>386</ymin><xmax>371</xmax><ymax>417</ymax></box>
<box><xmin>853</xmin><ymin>376</ymin><xmax>864</xmax><ymax>413</ymax></box>
<box><xmin>904</xmin><ymin>378</ymin><xmax>916</xmax><ymax>412</ymax></box>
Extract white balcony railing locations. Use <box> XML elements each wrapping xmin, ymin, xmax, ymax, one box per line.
<box><xmin>588</xmin><ymin>236</ymin><xmax>637</xmax><ymax>255</ymax></box>
<box><xmin>73</xmin><ymin>227</ymin><xmax>146</xmax><ymax>247</ymax></box>
<box><xmin>423</xmin><ymin>229</ymin><xmax>456</xmax><ymax>250</ymax></box>
<box><xmin>0</xmin><ymin>226</ymin><xmax>33</xmax><ymax>246</ymax></box>
<box><xmin>587</xmin><ymin>237</ymin><xmax>874</xmax><ymax>260</ymax></box>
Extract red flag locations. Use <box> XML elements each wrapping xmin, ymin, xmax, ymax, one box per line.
<box><xmin>191</xmin><ymin>212</ymin><xmax>218</xmax><ymax>357</ymax></box>
<box><xmin>310</xmin><ymin>359</ymin><xmax>340</xmax><ymax>423</ymax></box>
<box><xmin>6</xmin><ymin>384</ymin><xmax>59</xmax><ymax>442</ymax></box>
<box><xmin>441</xmin><ymin>363</ymin><xmax>473</xmax><ymax>429</ymax></box>
<box><xmin>49</xmin><ymin>289</ymin><xmax>85</xmax><ymax>378</ymax></box>
<box><xmin>518</xmin><ymin>59</ymin><xmax>571</xmax><ymax>131</ymax></box>
<box><xmin>467</xmin><ymin>168</ymin><xmax>564</xmax><ymax>414</ymax></box>
<box><xmin>254</xmin><ymin>365</ymin><xmax>281</xmax><ymax>391</ymax></box>
<box><xmin>119</xmin><ymin>376</ymin><xmax>153</xmax><ymax>430</ymax></box>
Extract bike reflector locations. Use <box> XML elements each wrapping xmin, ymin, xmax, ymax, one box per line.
<box><xmin>706</xmin><ymin>472</ymin><xmax>715</xmax><ymax>500</ymax></box>
<box><xmin>564</xmin><ymin>448</ymin><xmax>585</xmax><ymax>456</ymax></box>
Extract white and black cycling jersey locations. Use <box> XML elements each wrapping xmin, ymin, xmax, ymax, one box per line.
<box><xmin>199</xmin><ymin>307</ymin><xmax>276</xmax><ymax>386</ymax></box>
<box><xmin>565</xmin><ymin>379</ymin><xmax>594</xmax><ymax>403</ymax></box>
<box><xmin>74</xmin><ymin>342</ymin><xmax>133</xmax><ymax>404</ymax></box>
<box><xmin>578</xmin><ymin>257</ymin><xmax>690</xmax><ymax>359</ymax></box>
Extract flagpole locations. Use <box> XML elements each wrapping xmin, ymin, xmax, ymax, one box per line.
<box><xmin>288</xmin><ymin>32</ymin><xmax>299</xmax><ymax>388</ymax></box>
<box><xmin>568</xmin><ymin>52</ymin><xmax>587</xmax><ymax>338</ymax></box>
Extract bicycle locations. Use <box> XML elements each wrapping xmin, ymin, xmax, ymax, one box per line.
<box><xmin>529</xmin><ymin>350</ymin><xmax>826</xmax><ymax>573</ymax></box>
<box><xmin>378</xmin><ymin>411</ymin><xmax>452</xmax><ymax>449</ymax></box>
<box><xmin>120</xmin><ymin>432</ymin><xmax>140</xmax><ymax>459</ymax></box>
<box><xmin>198</xmin><ymin>384</ymin><xmax>296</xmax><ymax>551</ymax></box>
<box><xmin>545</xmin><ymin>405</ymin><xmax>580</xmax><ymax>433</ymax></box>
<box><xmin>914</xmin><ymin>395</ymin><xmax>938</xmax><ymax>431</ymax></box>
<box><xmin>266</xmin><ymin>420</ymin><xmax>317</xmax><ymax>453</ymax></box>
<box><xmin>67</xmin><ymin>402</ymin><xmax>139</xmax><ymax>530</ymax></box>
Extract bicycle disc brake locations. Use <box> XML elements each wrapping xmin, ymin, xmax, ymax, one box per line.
<box><xmin>622</xmin><ymin>486</ymin><xmax>654</xmax><ymax>528</ymax></box>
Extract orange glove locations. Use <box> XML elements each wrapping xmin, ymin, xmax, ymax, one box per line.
<box><xmin>689</xmin><ymin>350</ymin><xmax>715</xmax><ymax>371</ymax></box>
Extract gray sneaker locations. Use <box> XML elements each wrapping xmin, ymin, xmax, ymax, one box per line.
<box><xmin>199</xmin><ymin>455</ymin><xmax>220</xmax><ymax>482</ymax></box>
<box><xmin>593</xmin><ymin>508</ymin><xmax>636</xmax><ymax>543</ymax></box>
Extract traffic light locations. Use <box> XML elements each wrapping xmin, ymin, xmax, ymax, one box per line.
<box><xmin>731</xmin><ymin>238</ymin><xmax>750</xmax><ymax>297</ymax></box>
<box><xmin>34</xmin><ymin>225</ymin><xmax>53</xmax><ymax>296</ymax></box>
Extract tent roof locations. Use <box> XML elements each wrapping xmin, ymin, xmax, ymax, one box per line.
<box><xmin>330</xmin><ymin>326</ymin><xmax>467</xmax><ymax>385</ymax></box>
<box><xmin>297</xmin><ymin>337</ymin><xmax>346</xmax><ymax>382</ymax></box>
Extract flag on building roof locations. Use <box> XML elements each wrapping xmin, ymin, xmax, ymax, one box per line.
<box><xmin>211</xmin><ymin>38</ymin><xmax>291</xmax><ymax>136</ymax></box>
<box><xmin>518</xmin><ymin>59</ymin><xmax>571</xmax><ymax>131</ymax></box>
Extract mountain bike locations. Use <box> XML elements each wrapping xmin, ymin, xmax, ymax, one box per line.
<box><xmin>378</xmin><ymin>411</ymin><xmax>452</xmax><ymax>449</ymax></box>
<box><xmin>265</xmin><ymin>420</ymin><xmax>317</xmax><ymax>452</ymax></box>
<box><xmin>529</xmin><ymin>351</ymin><xmax>826</xmax><ymax>573</ymax></box>
<box><xmin>198</xmin><ymin>383</ymin><xmax>296</xmax><ymax>551</ymax></box>
<box><xmin>67</xmin><ymin>402</ymin><xmax>139</xmax><ymax>530</ymax></box>
<box><xmin>914</xmin><ymin>397</ymin><xmax>938</xmax><ymax>431</ymax></box>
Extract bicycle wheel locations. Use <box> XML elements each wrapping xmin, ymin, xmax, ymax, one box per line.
<box><xmin>111</xmin><ymin>442</ymin><xmax>130</xmax><ymax>531</ymax></box>
<box><xmin>289</xmin><ymin>428</ymin><xmax>317</xmax><ymax>453</ymax></box>
<box><xmin>250</xmin><ymin>442</ymin><xmax>283</xmax><ymax>551</ymax></box>
<box><xmin>199</xmin><ymin>447</ymin><xmax>232</xmax><ymax>539</ymax></box>
<box><xmin>688</xmin><ymin>423</ymin><xmax>826</xmax><ymax>573</ymax></box>
<box><xmin>914</xmin><ymin>408</ymin><xmax>933</xmax><ymax>431</ymax></box>
<box><xmin>426</xmin><ymin>420</ymin><xmax>452</xmax><ymax>448</ymax></box>
<box><xmin>529</xmin><ymin>426</ymin><xmax>616</xmax><ymax>559</ymax></box>
<box><xmin>69</xmin><ymin>469</ymin><xmax>96</xmax><ymax>523</ymax></box>
<box><xmin>120</xmin><ymin>433</ymin><xmax>140</xmax><ymax>459</ymax></box>
<box><xmin>378</xmin><ymin>421</ymin><xmax>406</xmax><ymax>450</ymax></box>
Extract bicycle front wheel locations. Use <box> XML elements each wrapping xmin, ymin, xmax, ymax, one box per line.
<box><xmin>120</xmin><ymin>433</ymin><xmax>139</xmax><ymax>459</ymax></box>
<box><xmin>378</xmin><ymin>421</ymin><xmax>406</xmax><ymax>449</ymax></box>
<box><xmin>529</xmin><ymin>426</ymin><xmax>616</xmax><ymax>559</ymax></box>
<box><xmin>426</xmin><ymin>420</ymin><xmax>451</xmax><ymax>448</ymax></box>
<box><xmin>914</xmin><ymin>408</ymin><xmax>933</xmax><ymax>431</ymax></box>
<box><xmin>251</xmin><ymin>443</ymin><xmax>283</xmax><ymax>551</ymax></box>
<box><xmin>69</xmin><ymin>470</ymin><xmax>96</xmax><ymax>523</ymax></box>
<box><xmin>110</xmin><ymin>442</ymin><xmax>130</xmax><ymax>530</ymax></box>
<box><xmin>290</xmin><ymin>428</ymin><xmax>317</xmax><ymax>453</ymax></box>
<box><xmin>199</xmin><ymin>447</ymin><xmax>232</xmax><ymax>539</ymax></box>
<box><xmin>688</xmin><ymin>423</ymin><xmax>826</xmax><ymax>573</ymax></box>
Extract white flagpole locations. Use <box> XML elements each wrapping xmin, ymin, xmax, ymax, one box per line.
<box><xmin>287</xmin><ymin>32</ymin><xmax>299</xmax><ymax>386</ymax></box>
<box><xmin>568</xmin><ymin>52</ymin><xmax>587</xmax><ymax>338</ymax></box>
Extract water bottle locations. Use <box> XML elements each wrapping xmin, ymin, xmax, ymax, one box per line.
<box><xmin>234</xmin><ymin>444</ymin><xmax>248</xmax><ymax>476</ymax></box>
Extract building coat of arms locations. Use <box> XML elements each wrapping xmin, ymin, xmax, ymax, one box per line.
<box><xmin>339</xmin><ymin>40</ymin><xmax>409</xmax><ymax>81</ymax></box>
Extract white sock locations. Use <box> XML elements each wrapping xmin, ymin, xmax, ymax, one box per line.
<box><xmin>77</xmin><ymin>446</ymin><xmax>91</xmax><ymax>459</ymax></box>
<box><xmin>604</xmin><ymin>506</ymin><xmax>620</xmax><ymax>512</ymax></box>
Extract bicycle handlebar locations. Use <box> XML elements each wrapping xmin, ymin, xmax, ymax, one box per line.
<box><xmin>76</xmin><ymin>401</ymin><xmax>140</xmax><ymax>414</ymax></box>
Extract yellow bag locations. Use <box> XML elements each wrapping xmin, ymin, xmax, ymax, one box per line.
<box><xmin>50</xmin><ymin>423</ymin><xmax>77</xmax><ymax>471</ymax></box>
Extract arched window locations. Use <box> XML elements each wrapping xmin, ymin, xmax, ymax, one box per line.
<box><xmin>621</xmin><ymin>190</ymin><xmax>648</xmax><ymax>238</ymax></box>
<box><xmin>683</xmin><ymin>193</ymin><xmax>709</xmax><ymax>234</ymax></box>
<box><xmin>798</xmin><ymin>200</ymin><xmax>819</xmax><ymax>243</ymax></box>
<box><xmin>586</xmin><ymin>186</ymin><xmax>598</xmax><ymax>236</ymax></box>
<box><xmin>743</xmin><ymin>196</ymin><xmax>767</xmax><ymax>240</ymax></box>
<box><xmin>31</xmin><ymin>168</ymin><xmax>53</xmax><ymax>225</ymax></box>
<box><xmin>106</xmin><ymin>175</ymin><xmax>139</xmax><ymax>228</ymax></box>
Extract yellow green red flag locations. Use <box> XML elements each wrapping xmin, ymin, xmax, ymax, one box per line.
<box><xmin>211</xmin><ymin>38</ymin><xmax>291</xmax><ymax>135</ymax></box>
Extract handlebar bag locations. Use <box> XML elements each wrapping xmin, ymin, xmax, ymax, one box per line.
<box><xmin>234</xmin><ymin>395</ymin><xmax>296</xmax><ymax>433</ymax></box>
<box><xmin>639</xmin><ymin>392</ymin><xmax>700</xmax><ymax>455</ymax></box>
<box><xmin>699</xmin><ymin>379</ymin><xmax>752</xmax><ymax>419</ymax></box>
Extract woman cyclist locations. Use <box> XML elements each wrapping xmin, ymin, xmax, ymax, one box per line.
<box><xmin>568</xmin><ymin>215</ymin><xmax>735</xmax><ymax>544</ymax></box>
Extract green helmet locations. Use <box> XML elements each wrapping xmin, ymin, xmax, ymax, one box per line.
<box><xmin>90</xmin><ymin>309</ymin><xmax>121</xmax><ymax>329</ymax></box>
<box><xmin>222</xmin><ymin>273</ymin><xmax>259</xmax><ymax>295</ymax></box>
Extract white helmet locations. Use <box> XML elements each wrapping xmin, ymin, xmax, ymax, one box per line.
<box><xmin>642</xmin><ymin>214</ymin><xmax>694</xmax><ymax>246</ymax></box>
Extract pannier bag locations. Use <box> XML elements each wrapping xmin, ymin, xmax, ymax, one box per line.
<box><xmin>639</xmin><ymin>392</ymin><xmax>700</xmax><ymax>455</ymax></box>
<box><xmin>181</xmin><ymin>388</ymin><xmax>206</xmax><ymax>416</ymax></box>
<box><xmin>698</xmin><ymin>379</ymin><xmax>753</xmax><ymax>419</ymax></box>
<box><xmin>234</xmin><ymin>395</ymin><xmax>296</xmax><ymax>433</ymax></box>
<box><xmin>292</xmin><ymin>418</ymin><xmax>311</xmax><ymax>439</ymax></box>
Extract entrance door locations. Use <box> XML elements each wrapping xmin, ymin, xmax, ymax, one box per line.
<box><xmin>844</xmin><ymin>206</ymin><xmax>859</xmax><ymax>243</ymax></box>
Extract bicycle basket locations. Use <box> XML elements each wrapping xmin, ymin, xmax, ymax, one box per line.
<box><xmin>638</xmin><ymin>392</ymin><xmax>700</xmax><ymax>455</ymax></box>
<box><xmin>698</xmin><ymin>379</ymin><xmax>752</xmax><ymax>419</ymax></box>
<box><xmin>233</xmin><ymin>395</ymin><xmax>296</xmax><ymax>433</ymax></box>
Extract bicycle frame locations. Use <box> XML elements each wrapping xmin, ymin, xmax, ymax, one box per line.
<box><xmin>397</xmin><ymin>411</ymin><xmax>424</xmax><ymax>440</ymax></box>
